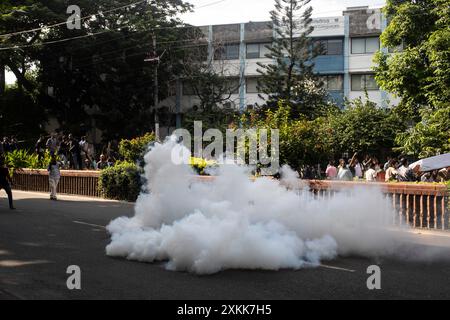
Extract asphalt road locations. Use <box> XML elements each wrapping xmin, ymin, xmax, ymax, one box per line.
<box><xmin>1</xmin><ymin>191</ymin><xmax>449</xmax><ymax>300</ymax></box>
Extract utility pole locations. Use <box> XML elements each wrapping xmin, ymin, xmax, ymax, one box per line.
<box><xmin>153</xmin><ymin>35</ymin><xmax>160</xmax><ymax>141</ymax></box>
<box><xmin>175</xmin><ymin>77</ymin><xmax>182</xmax><ymax>129</ymax></box>
<box><xmin>0</xmin><ymin>62</ymin><xmax>5</xmax><ymax>94</ymax></box>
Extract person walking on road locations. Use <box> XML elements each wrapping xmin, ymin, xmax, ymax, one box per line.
<box><xmin>48</xmin><ymin>155</ymin><xmax>61</xmax><ymax>201</ymax></box>
<box><xmin>0</xmin><ymin>157</ymin><xmax>15</xmax><ymax>210</ymax></box>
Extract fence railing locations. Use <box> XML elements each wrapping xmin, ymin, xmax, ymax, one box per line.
<box><xmin>308</xmin><ymin>180</ymin><xmax>449</xmax><ymax>231</ymax></box>
<box><xmin>10</xmin><ymin>170</ymin><xmax>449</xmax><ymax>230</ymax></box>
<box><xmin>12</xmin><ymin>169</ymin><xmax>100</xmax><ymax>197</ymax></box>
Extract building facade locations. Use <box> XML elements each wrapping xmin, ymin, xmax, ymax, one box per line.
<box><xmin>159</xmin><ymin>6</ymin><xmax>400</xmax><ymax>125</ymax></box>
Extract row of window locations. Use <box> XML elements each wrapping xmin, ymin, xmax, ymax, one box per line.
<box><xmin>183</xmin><ymin>74</ymin><xmax>378</xmax><ymax>95</ymax></box>
<box><xmin>215</xmin><ymin>37</ymin><xmax>380</xmax><ymax>60</ymax></box>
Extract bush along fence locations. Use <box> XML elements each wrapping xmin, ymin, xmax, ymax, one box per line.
<box><xmin>11</xmin><ymin>170</ymin><xmax>449</xmax><ymax>230</ymax></box>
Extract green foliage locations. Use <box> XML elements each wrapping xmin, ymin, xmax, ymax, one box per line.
<box><xmin>325</xmin><ymin>97</ymin><xmax>404</xmax><ymax>156</ymax></box>
<box><xmin>394</xmin><ymin>106</ymin><xmax>450</xmax><ymax>158</ymax></box>
<box><xmin>374</xmin><ymin>0</ymin><xmax>450</xmax><ymax>110</ymax></box>
<box><xmin>257</xmin><ymin>0</ymin><xmax>327</xmax><ymax>118</ymax></box>
<box><xmin>4</xmin><ymin>149</ymin><xmax>52</xmax><ymax>171</ymax></box>
<box><xmin>189</xmin><ymin>157</ymin><xmax>216</xmax><ymax>175</ymax></box>
<box><xmin>118</xmin><ymin>133</ymin><xmax>155</xmax><ymax>164</ymax></box>
<box><xmin>1</xmin><ymin>0</ymin><xmax>193</xmax><ymax>139</ymax></box>
<box><xmin>242</xmin><ymin>101</ymin><xmax>333</xmax><ymax>170</ymax></box>
<box><xmin>98</xmin><ymin>162</ymin><xmax>142</xmax><ymax>202</ymax></box>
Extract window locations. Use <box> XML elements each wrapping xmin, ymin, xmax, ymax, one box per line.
<box><xmin>314</xmin><ymin>39</ymin><xmax>343</xmax><ymax>55</ymax></box>
<box><xmin>351</xmin><ymin>37</ymin><xmax>380</xmax><ymax>54</ymax></box>
<box><xmin>215</xmin><ymin>44</ymin><xmax>240</xmax><ymax>60</ymax></box>
<box><xmin>246</xmin><ymin>43</ymin><xmax>272</xmax><ymax>59</ymax></box>
<box><xmin>365</xmin><ymin>37</ymin><xmax>380</xmax><ymax>53</ymax></box>
<box><xmin>246</xmin><ymin>44</ymin><xmax>260</xmax><ymax>59</ymax></box>
<box><xmin>327</xmin><ymin>39</ymin><xmax>343</xmax><ymax>55</ymax></box>
<box><xmin>320</xmin><ymin>75</ymin><xmax>343</xmax><ymax>91</ymax></box>
<box><xmin>246</xmin><ymin>78</ymin><xmax>259</xmax><ymax>93</ymax></box>
<box><xmin>260</xmin><ymin>43</ymin><xmax>272</xmax><ymax>58</ymax></box>
<box><xmin>351</xmin><ymin>74</ymin><xmax>379</xmax><ymax>91</ymax></box>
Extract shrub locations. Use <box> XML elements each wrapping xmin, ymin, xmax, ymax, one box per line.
<box><xmin>4</xmin><ymin>149</ymin><xmax>53</xmax><ymax>171</ymax></box>
<box><xmin>118</xmin><ymin>133</ymin><xmax>156</xmax><ymax>164</ymax></box>
<box><xmin>190</xmin><ymin>157</ymin><xmax>216</xmax><ymax>175</ymax></box>
<box><xmin>98</xmin><ymin>162</ymin><xmax>143</xmax><ymax>202</ymax></box>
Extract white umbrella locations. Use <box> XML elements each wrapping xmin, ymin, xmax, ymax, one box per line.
<box><xmin>409</xmin><ymin>153</ymin><xmax>450</xmax><ymax>172</ymax></box>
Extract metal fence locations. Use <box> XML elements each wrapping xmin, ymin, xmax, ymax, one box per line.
<box><xmin>12</xmin><ymin>169</ymin><xmax>100</xmax><ymax>197</ymax></box>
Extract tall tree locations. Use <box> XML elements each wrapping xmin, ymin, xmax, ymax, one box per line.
<box><xmin>374</xmin><ymin>0</ymin><xmax>450</xmax><ymax>113</ymax></box>
<box><xmin>0</xmin><ymin>0</ymin><xmax>192</xmax><ymax>139</ymax></box>
<box><xmin>257</xmin><ymin>0</ymin><xmax>325</xmax><ymax>119</ymax></box>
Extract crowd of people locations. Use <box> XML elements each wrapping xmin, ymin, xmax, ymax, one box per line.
<box><xmin>0</xmin><ymin>133</ymin><xmax>117</xmax><ymax>171</ymax></box>
<box><xmin>325</xmin><ymin>153</ymin><xmax>450</xmax><ymax>183</ymax></box>
<box><xmin>34</xmin><ymin>133</ymin><xmax>116</xmax><ymax>171</ymax></box>
<box><xmin>0</xmin><ymin>136</ymin><xmax>19</xmax><ymax>154</ymax></box>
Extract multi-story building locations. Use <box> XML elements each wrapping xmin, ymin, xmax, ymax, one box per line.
<box><xmin>158</xmin><ymin>6</ymin><xmax>400</xmax><ymax>135</ymax></box>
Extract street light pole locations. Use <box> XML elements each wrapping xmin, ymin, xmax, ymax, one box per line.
<box><xmin>153</xmin><ymin>35</ymin><xmax>160</xmax><ymax>141</ymax></box>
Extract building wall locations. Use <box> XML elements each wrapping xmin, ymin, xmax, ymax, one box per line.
<box><xmin>159</xmin><ymin>6</ymin><xmax>399</xmax><ymax>115</ymax></box>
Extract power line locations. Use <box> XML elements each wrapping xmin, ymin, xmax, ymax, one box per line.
<box><xmin>0</xmin><ymin>0</ymin><xmax>149</xmax><ymax>39</ymax></box>
<box><xmin>0</xmin><ymin>0</ymin><xmax>229</xmax><ymax>43</ymax></box>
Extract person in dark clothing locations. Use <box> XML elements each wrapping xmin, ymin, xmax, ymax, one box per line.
<box><xmin>68</xmin><ymin>134</ymin><xmax>81</xmax><ymax>170</ymax></box>
<box><xmin>0</xmin><ymin>157</ymin><xmax>15</xmax><ymax>210</ymax></box>
<box><xmin>35</xmin><ymin>135</ymin><xmax>46</xmax><ymax>161</ymax></box>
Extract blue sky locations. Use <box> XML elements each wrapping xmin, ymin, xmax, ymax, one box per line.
<box><xmin>5</xmin><ymin>0</ymin><xmax>385</xmax><ymax>84</ymax></box>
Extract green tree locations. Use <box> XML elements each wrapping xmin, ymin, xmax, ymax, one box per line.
<box><xmin>374</xmin><ymin>0</ymin><xmax>450</xmax><ymax>112</ymax></box>
<box><xmin>1</xmin><ymin>1</ymin><xmax>192</xmax><ymax>140</ymax></box>
<box><xmin>325</xmin><ymin>96</ymin><xmax>404</xmax><ymax>158</ymax></box>
<box><xmin>257</xmin><ymin>0</ymin><xmax>326</xmax><ymax>119</ymax></box>
<box><xmin>394</xmin><ymin>106</ymin><xmax>450</xmax><ymax>158</ymax></box>
<box><xmin>241</xmin><ymin>101</ymin><xmax>333</xmax><ymax>171</ymax></box>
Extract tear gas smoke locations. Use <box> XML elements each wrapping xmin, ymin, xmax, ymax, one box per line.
<box><xmin>106</xmin><ymin>138</ymin><xmax>413</xmax><ymax>274</ymax></box>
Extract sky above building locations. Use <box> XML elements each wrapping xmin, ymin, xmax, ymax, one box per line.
<box><xmin>5</xmin><ymin>0</ymin><xmax>385</xmax><ymax>84</ymax></box>
<box><xmin>181</xmin><ymin>0</ymin><xmax>386</xmax><ymax>26</ymax></box>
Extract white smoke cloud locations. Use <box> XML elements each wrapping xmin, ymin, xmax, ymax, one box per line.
<box><xmin>106</xmin><ymin>138</ymin><xmax>403</xmax><ymax>275</ymax></box>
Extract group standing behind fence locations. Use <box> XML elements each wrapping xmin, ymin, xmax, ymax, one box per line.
<box><xmin>325</xmin><ymin>153</ymin><xmax>449</xmax><ymax>183</ymax></box>
<box><xmin>33</xmin><ymin>133</ymin><xmax>116</xmax><ymax>171</ymax></box>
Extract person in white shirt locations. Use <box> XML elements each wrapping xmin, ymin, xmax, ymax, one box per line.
<box><xmin>365</xmin><ymin>164</ymin><xmax>378</xmax><ymax>182</ymax></box>
<box><xmin>385</xmin><ymin>160</ymin><xmax>398</xmax><ymax>182</ymax></box>
<box><xmin>354</xmin><ymin>159</ymin><xmax>363</xmax><ymax>179</ymax></box>
<box><xmin>48</xmin><ymin>155</ymin><xmax>61</xmax><ymax>200</ymax></box>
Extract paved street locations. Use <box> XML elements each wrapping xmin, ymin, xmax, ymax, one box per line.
<box><xmin>0</xmin><ymin>191</ymin><xmax>449</xmax><ymax>300</ymax></box>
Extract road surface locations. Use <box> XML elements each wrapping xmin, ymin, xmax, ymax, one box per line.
<box><xmin>1</xmin><ymin>191</ymin><xmax>449</xmax><ymax>300</ymax></box>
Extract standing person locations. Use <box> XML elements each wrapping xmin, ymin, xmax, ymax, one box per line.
<box><xmin>79</xmin><ymin>136</ymin><xmax>89</xmax><ymax>169</ymax></box>
<box><xmin>385</xmin><ymin>160</ymin><xmax>398</xmax><ymax>182</ymax></box>
<box><xmin>325</xmin><ymin>160</ymin><xmax>338</xmax><ymax>180</ymax></box>
<box><xmin>354</xmin><ymin>159</ymin><xmax>364</xmax><ymax>179</ymax></box>
<box><xmin>365</xmin><ymin>164</ymin><xmax>378</xmax><ymax>182</ymax></box>
<box><xmin>0</xmin><ymin>157</ymin><xmax>15</xmax><ymax>210</ymax></box>
<box><xmin>2</xmin><ymin>137</ymin><xmax>11</xmax><ymax>153</ymax></box>
<box><xmin>46</xmin><ymin>133</ymin><xmax>59</xmax><ymax>156</ymax></box>
<box><xmin>48</xmin><ymin>155</ymin><xmax>61</xmax><ymax>201</ymax></box>
<box><xmin>35</xmin><ymin>135</ymin><xmax>46</xmax><ymax>160</ymax></box>
<box><xmin>337</xmin><ymin>159</ymin><xmax>353</xmax><ymax>181</ymax></box>
<box><xmin>397</xmin><ymin>158</ymin><xmax>415</xmax><ymax>182</ymax></box>
<box><xmin>384</xmin><ymin>156</ymin><xmax>392</xmax><ymax>171</ymax></box>
<box><xmin>97</xmin><ymin>154</ymin><xmax>109</xmax><ymax>170</ymax></box>
<box><xmin>68</xmin><ymin>134</ymin><xmax>81</xmax><ymax>170</ymax></box>
<box><xmin>57</xmin><ymin>136</ymin><xmax>68</xmax><ymax>168</ymax></box>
